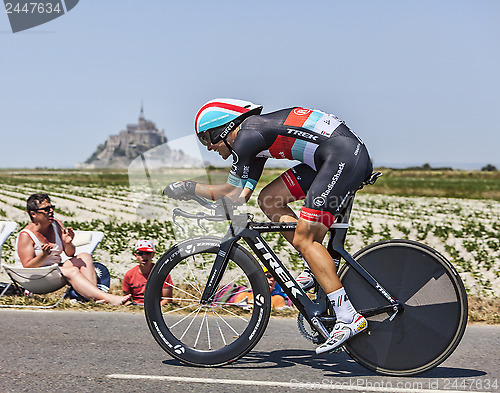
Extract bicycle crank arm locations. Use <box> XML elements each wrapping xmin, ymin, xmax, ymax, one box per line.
<box><xmin>310</xmin><ymin>317</ymin><xmax>331</xmax><ymax>340</ymax></box>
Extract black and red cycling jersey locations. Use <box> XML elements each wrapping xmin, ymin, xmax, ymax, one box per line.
<box><xmin>227</xmin><ymin>107</ymin><xmax>372</xmax><ymax>227</ymax></box>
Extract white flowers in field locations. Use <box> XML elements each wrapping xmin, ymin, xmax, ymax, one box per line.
<box><xmin>350</xmin><ymin>194</ymin><xmax>500</xmax><ymax>296</ymax></box>
<box><xmin>0</xmin><ymin>182</ymin><xmax>498</xmax><ymax>296</ymax></box>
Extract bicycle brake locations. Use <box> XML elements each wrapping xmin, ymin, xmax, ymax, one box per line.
<box><xmin>196</xmin><ymin>218</ymin><xmax>208</xmax><ymax>232</ymax></box>
<box><xmin>172</xmin><ymin>210</ymin><xmax>185</xmax><ymax>232</ymax></box>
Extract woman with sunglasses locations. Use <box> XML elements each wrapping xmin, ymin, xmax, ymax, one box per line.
<box><xmin>16</xmin><ymin>193</ymin><xmax>131</xmax><ymax>305</ymax></box>
<box><xmin>163</xmin><ymin>99</ymin><xmax>373</xmax><ymax>355</ymax></box>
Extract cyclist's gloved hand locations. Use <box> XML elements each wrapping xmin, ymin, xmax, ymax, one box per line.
<box><xmin>163</xmin><ymin>181</ymin><xmax>197</xmax><ymax>200</ymax></box>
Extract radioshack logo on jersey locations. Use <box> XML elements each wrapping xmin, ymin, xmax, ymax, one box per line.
<box><xmin>4</xmin><ymin>0</ymin><xmax>79</xmax><ymax>33</ymax></box>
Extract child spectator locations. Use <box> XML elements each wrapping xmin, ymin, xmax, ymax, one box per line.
<box><xmin>122</xmin><ymin>240</ymin><xmax>172</xmax><ymax>306</ymax></box>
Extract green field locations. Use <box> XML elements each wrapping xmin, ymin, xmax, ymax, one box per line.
<box><xmin>0</xmin><ymin>168</ymin><xmax>498</xmax><ymax>322</ymax></box>
<box><xmin>1</xmin><ymin>167</ymin><xmax>498</xmax><ymax>200</ymax></box>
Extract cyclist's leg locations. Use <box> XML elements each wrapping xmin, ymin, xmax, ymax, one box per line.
<box><xmin>258</xmin><ymin>164</ymin><xmax>317</xmax><ymax>288</ymax></box>
<box><xmin>293</xmin><ymin>219</ymin><xmax>339</xmax><ymax>291</ymax></box>
<box><xmin>295</xmin><ymin>136</ymin><xmax>372</xmax><ymax>353</ymax></box>
<box><xmin>296</xmin><ymin>137</ymin><xmax>370</xmax><ymax>293</ymax></box>
<box><xmin>257</xmin><ymin>164</ymin><xmax>315</xmax><ymax>244</ymax></box>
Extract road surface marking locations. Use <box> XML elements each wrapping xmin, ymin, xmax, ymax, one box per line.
<box><xmin>108</xmin><ymin>374</ymin><xmax>491</xmax><ymax>393</ymax></box>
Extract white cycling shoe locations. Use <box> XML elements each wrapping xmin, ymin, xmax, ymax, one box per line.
<box><xmin>316</xmin><ymin>313</ymin><xmax>368</xmax><ymax>355</ymax></box>
<box><xmin>296</xmin><ymin>268</ymin><xmax>315</xmax><ymax>291</ymax></box>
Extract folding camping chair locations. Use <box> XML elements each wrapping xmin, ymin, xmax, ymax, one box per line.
<box><xmin>0</xmin><ymin>221</ymin><xmax>18</xmax><ymax>297</ymax></box>
<box><xmin>0</xmin><ymin>229</ymin><xmax>105</xmax><ymax>308</ymax></box>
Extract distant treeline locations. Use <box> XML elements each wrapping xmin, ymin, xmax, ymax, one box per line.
<box><xmin>389</xmin><ymin>163</ymin><xmax>497</xmax><ymax>172</ymax></box>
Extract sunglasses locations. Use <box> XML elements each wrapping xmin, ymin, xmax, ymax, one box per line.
<box><xmin>136</xmin><ymin>251</ymin><xmax>153</xmax><ymax>256</ymax></box>
<box><xmin>265</xmin><ymin>273</ymin><xmax>273</xmax><ymax>279</ymax></box>
<box><xmin>197</xmin><ymin>131</ymin><xmax>211</xmax><ymax>147</ymax></box>
<box><xmin>36</xmin><ymin>205</ymin><xmax>55</xmax><ymax>213</ymax></box>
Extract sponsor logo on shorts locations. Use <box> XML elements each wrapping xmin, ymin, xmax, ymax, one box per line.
<box><xmin>319</xmin><ymin>162</ymin><xmax>345</xmax><ymax>200</ymax></box>
<box><xmin>313</xmin><ymin>196</ymin><xmax>325</xmax><ymax>207</ymax></box>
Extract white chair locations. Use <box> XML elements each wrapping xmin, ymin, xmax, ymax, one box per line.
<box><xmin>0</xmin><ymin>221</ymin><xmax>18</xmax><ymax>297</ymax></box>
<box><xmin>0</xmin><ymin>221</ymin><xmax>17</xmax><ymax>260</ymax></box>
<box><xmin>0</xmin><ymin>230</ymin><xmax>105</xmax><ymax>308</ymax></box>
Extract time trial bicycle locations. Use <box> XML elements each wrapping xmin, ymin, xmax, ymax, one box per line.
<box><xmin>144</xmin><ymin>172</ymin><xmax>468</xmax><ymax>376</ymax></box>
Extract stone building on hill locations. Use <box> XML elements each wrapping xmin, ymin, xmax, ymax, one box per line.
<box><xmin>81</xmin><ymin>106</ymin><xmax>167</xmax><ymax>168</ymax></box>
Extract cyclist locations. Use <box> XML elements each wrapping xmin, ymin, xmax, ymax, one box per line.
<box><xmin>163</xmin><ymin>98</ymin><xmax>372</xmax><ymax>354</ymax></box>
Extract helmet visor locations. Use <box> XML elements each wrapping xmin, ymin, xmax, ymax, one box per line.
<box><xmin>197</xmin><ymin>131</ymin><xmax>211</xmax><ymax>146</ymax></box>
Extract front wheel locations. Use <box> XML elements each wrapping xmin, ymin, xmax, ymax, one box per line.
<box><xmin>339</xmin><ymin>239</ymin><xmax>468</xmax><ymax>376</ymax></box>
<box><xmin>144</xmin><ymin>237</ymin><xmax>271</xmax><ymax>367</ymax></box>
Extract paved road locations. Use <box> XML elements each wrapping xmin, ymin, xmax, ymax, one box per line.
<box><xmin>0</xmin><ymin>310</ymin><xmax>498</xmax><ymax>393</ymax></box>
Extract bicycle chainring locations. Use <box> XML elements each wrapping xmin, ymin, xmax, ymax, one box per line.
<box><xmin>297</xmin><ymin>313</ymin><xmax>324</xmax><ymax>344</ymax></box>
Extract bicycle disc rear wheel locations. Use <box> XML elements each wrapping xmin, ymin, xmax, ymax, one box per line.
<box><xmin>339</xmin><ymin>240</ymin><xmax>468</xmax><ymax>376</ymax></box>
<box><xmin>144</xmin><ymin>237</ymin><xmax>271</xmax><ymax>367</ymax></box>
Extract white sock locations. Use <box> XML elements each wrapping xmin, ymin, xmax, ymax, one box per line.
<box><xmin>327</xmin><ymin>287</ymin><xmax>357</xmax><ymax>323</ymax></box>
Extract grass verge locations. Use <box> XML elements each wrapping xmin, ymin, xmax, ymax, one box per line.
<box><xmin>1</xmin><ymin>286</ymin><xmax>498</xmax><ymax>324</ymax></box>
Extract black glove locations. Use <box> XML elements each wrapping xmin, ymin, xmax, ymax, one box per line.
<box><xmin>162</xmin><ymin>180</ymin><xmax>197</xmax><ymax>200</ymax></box>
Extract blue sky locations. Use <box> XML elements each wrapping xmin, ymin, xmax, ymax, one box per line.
<box><xmin>1</xmin><ymin>1</ymin><xmax>499</xmax><ymax>169</ymax></box>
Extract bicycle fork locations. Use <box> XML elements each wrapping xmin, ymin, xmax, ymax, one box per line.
<box><xmin>199</xmin><ymin>236</ymin><xmax>239</xmax><ymax>304</ymax></box>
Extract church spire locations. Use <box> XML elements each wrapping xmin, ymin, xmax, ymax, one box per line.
<box><xmin>139</xmin><ymin>101</ymin><xmax>145</xmax><ymax>121</ymax></box>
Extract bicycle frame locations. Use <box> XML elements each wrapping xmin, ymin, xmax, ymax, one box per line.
<box><xmin>200</xmin><ymin>214</ymin><xmax>404</xmax><ymax>340</ymax></box>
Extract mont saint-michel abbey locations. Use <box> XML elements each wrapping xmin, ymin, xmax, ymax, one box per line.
<box><xmin>81</xmin><ymin>106</ymin><xmax>167</xmax><ymax>168</ymax></box>
<box><xmin>80</xmin><ymin>105</ymin><xmax>204</xmax><ymax>169</ymax></box>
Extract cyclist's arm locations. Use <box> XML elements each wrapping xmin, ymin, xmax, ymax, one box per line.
<box><xmin>194</xmin><ymin>182</ymin><xmax>238</xmax><ymax>201</ymax></box>
<box><xmin>194</xmin><ymin>176</ymin><xmax>257</xmax><ymax>203</ymax></box>
<box><xmin>195</xmin><ymin>131</ymin><xmax>267</xmax><ymax>203</ymax></box>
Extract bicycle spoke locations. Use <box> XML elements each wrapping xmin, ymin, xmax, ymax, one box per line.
<box><xmin>194</xmin><ymin>309</ymin><xmax>208</xmax><ymax>348</ymax></box>
<box><xmin>212</xmin><ymin>309</ymin><xmax>228</xmax><ymax>346</ymax></box>
<box><xmin>212</xmin><ymin>309</ymin><xmax>244</xmax><ymax>336</ymax></box>
<box><xmin>161</xmin><ymin>297</ymin><xmax>199</xmax><ymax>303</ymax></box>
<box><xmin>168</xmin><ymin>283</ymin><xmax>200</xmax><ymax>300</ymax></box>
<box><xmin>174</xmin><ymin>306</ymin><xmax>202</xmax><ymax>333</ymax></box>
<box><xmin>206</xmin><ymin>312</ymin><xmax>211</xmax><ymax>350</ymax></box>
<box><xmin>162</xmin><ymin>302</ymin><xmax>200</xmax><ymax>316</ymax></box>
<box><xmin>145</xmin><ymin>239</ymin><xmax>271</xmax><ymax>366</ymax></box>
<box><xmin>185</xmin><ymin>255</ymin><xmax>203</xmax><ymax>294</ymax></box>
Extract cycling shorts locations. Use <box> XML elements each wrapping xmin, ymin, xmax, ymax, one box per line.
<box><xmin>280</xmin><ymin>134</ymin><xmax>372</xmax><ymax>227</ymax></box>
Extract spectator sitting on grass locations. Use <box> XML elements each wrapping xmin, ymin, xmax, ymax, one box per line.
<box><xmin>122</xmin><ymin>240</ymin><xmax>173</xmax><ymax>306</ymax></box>
<box><xmin>16</xmin><ymin>193</ymin><xmax>131</xmax><ymax>305</ymax></box>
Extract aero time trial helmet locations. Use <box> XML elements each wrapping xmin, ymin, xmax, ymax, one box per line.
<box><xmin>195</xmin><ymin>98</ymin><xmax>263</xmax><ymax>146</ymax></box>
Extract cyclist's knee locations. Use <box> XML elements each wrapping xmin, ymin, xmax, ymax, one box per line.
<box><xmin>293</xmin><ymin>220</ymin><xmax>328</xmax><ymax>252</ymax></box>
<box><xmin>258</xmin><ymin>186</ymin><xmax>286</xmax><ymax>213</ymax></box>
<box><xmin>292</xmin><ymin>231</ymin><xmax>310</xmax><ymax>253</ymax></box>
<box><xmin>257</xmin><ymin>187</ymin><xmax>271</xmax><ymax>211</ymax></box>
